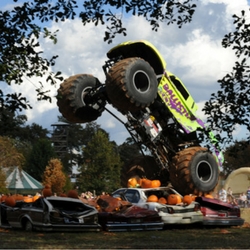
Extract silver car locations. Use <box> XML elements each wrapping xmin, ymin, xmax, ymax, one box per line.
<box><xmin>0</xmin><ymin>196</ymin><xmax>101</xmax><ymax>232</ymax></box>
<box><xmin>112</xmin><ymin>187</ymin><xmax>203</xmax><ymax>225</ymax></box>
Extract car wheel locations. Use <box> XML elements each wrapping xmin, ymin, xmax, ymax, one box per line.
<box><xmin>169</xmin><ymin>147</ymin><xmax>219</xmax><ymax>195</ymax></box>
<box><xmin>57</xmin><ymin>74</ymin><xmax>106</xmax><ymax>123</ymax></box>
<box><xmin>106</xmin><ymin>57</ymin><xmax>158</xmax><ymax>112</ymax></box>
<box><xmin>25</xmin><ymin>220</ymin><xmax>33</xmax><ymax>232</ymax></box>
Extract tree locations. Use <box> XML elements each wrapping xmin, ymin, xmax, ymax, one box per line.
<box><xmin>223</xmin><ymin>140</ymin><xmax>250</xmax><ymax>177</ymax></box>
<box><xmin>24</xmin><ymin>138</ymin><xmax>56</xmax><ymax>181</ymax></box>
<box><xmin>203</xmin><ymin>10</ymin><xmax>250</xmax><ymax>145</ymax></box>
<box><xmin>0</xmin><ymin>167</ymin><xmax>8</xmax><ymax>194</ymax></box>
<box><xmin>42</xmin><ymin>158</ymin><xmax>67</xmax><ymax>195</ymax></box>
<box><xmin>0</xmin><ymin>136</ymin><xmax>25</xmax><ymax>168</ymax></box>
<box><xmin>0</xmin><ymin>0</ymin><xmax>196</xmax><ymax>112</ymax></box>
<box><xmin>118</xmin><ymin>137</ymin><xmax>142</xmax><ymax>165</ymax></box>
<box><xmin>77</xmin><ymin>130</ymin><xmax>122</xmax><ymax>194</ymax></box>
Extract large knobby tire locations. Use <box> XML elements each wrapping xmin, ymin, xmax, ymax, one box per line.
<box><xmin>57</xmin><ymin>74</ymin><xmax>105</xmax><ymax>123</ymax></box>
<box><xmin>106</xmin><ymin>57</ymin><xmax>158</xmax><ymax>112</ymax></box>
<box><xmin>169</xmin><ymin>147</ymin><xmax>219</xmax><ymax>196</ymax></box>
<box><xmin>120</xmin><ymin>155</ymin><xmax>169</xmax><ymax>187</ymax></box>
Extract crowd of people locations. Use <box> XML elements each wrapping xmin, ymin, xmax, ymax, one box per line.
<box><xmin>218</xmin><ymin>186</ymin><xmax>250</xmax><ymax>207</ymax></box>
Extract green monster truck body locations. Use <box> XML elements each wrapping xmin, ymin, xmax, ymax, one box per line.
<box><xmin>57</xmin><ymin>40</ymin><xmax>223</xmax><ymax>195</ymax></box>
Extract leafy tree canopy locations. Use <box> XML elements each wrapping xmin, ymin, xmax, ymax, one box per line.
<box><xmin>77</xmin><ymin>129</ymin><xmax>122</xmax><ymax>195</ymax></box>
<box><xmin>223</xmin><ymin>140</ymin><xmax>250</xmax><ymax>177</ymax></box>
<box><xmin>24</xmin><ymin>138</ymin><xmax>56</xmax><ymax>181</ymax></box>
<box><xmin>42</xmin><ymin>158</ymin><xmax>67</xmax><ymax>195</ymax></box>
<box><xmin>203</xmin><ymin>10</ymin><xmax>250</xmax><ymax>145</ymax></box>
<box><xmin>0</xmin><ymin>0</ymin><xmax>196</xmax><ymax>112</ymax></box>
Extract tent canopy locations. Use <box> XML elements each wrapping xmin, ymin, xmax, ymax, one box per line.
<box><xmin>5</xmin><ymin>167</ymin><xmax>43</xmax><ymax>194</ymax></box>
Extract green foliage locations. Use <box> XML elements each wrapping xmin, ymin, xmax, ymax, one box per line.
<box><xmin>24</xmin><ymin>138</ymin><xmax>56</xmax><ymax>181</ymax></box>
<box><xmin>0</xmin><ymin>0</ymin><xmax>195</xmax><ymax>112</ymax></box>
<box><xmin>223</xmin><ymin>140</ymin><xmax>250</xmax><ymax>176</ymax></box>
<box><xmin>77</xmin><ymin>130</ymin><xmax>122</xmax><ymax>195</ymax></box>
<box><xmin>203</xmin><ymin>10</ymin><xmax>250</xmax><ymax>145</ymax></box>
<box><xmin>0</xmin><ymin>167</ymin><xmax>8</xmax><ymax>194</ymax></box>
<box><xmin>118</xmin><ymin>137</ymin><xmax>142</xmax><ymax>165</ymax></box>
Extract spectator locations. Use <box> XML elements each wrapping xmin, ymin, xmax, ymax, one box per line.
<box><xmin>218</xmin><ymin>187</ymin><xmax>227</xmax><ymax>202</ymax></box>
<box><xmin>227</xmin><ymin>187</ymin><xmax>234</xmax><ymax>203</ymax></box>
<box><xmin>239</xmin><ymin>193</ymin><xmax>247</xmax><ymax>207</ymax></box>
<box><xmin>246</xmin><ymin>186</ymin><xmax>250</xmax><ymax>203</ymax></box>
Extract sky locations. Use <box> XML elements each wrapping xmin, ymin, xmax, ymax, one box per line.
<box><xmin>1</xmin><ymin>0</ymin><xmax>250</xmax><ymax>146</ymax></box>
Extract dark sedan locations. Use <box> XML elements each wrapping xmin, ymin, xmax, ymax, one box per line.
<box><xmin>196</xmin><ymin>196</ymin><xmax>244</xmax><ymax>226</ymax></box>
<box><xmin>0</xmin><ymin>196</ymin><xmax>101</xmax><ymax>232</ymax></box>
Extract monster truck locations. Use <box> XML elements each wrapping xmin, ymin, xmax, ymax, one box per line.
<box><xmin>57</xmin><ymin>40</ymin><xmax>223</xmax><ymax>196</ymax></box>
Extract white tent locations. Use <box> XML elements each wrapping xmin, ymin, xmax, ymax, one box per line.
<box><xmin>5</xmin><ymin>167</ymin><xmax>43</xmax><ymax>194</ymax></box>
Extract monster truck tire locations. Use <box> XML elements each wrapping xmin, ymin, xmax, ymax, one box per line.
<box><xmin>120</xmin><ymin>155</ymin><xmax>169</xmax><ymax>187</ymax></box>
<box><xmin>106</xmin><ymin>57</ymin><xmax>158</xmax><ymax>112</ymax></box>
<box><xmin>57</xmin><ymin>74</ymin><xmax>105</xmax><ymax>123</ymax></box>
<box><xmin>169</xmin><ymin>147</ymin><xmax>219</xmax><ymax>196</ymax></box>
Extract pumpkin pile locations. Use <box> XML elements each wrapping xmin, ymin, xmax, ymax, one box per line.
<box><xmin>127</xmin><ymin>177</ymin><xmax>161</xmax><ymax>189</ymax></box>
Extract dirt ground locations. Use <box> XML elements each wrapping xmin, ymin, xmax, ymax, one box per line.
<box><xmin>240</xmin><ymin>208</ymin><xmax>250</xmax><ymax>225</ymax></box>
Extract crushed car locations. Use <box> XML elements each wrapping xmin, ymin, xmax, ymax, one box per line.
<box><xmin>0</xmin><ymin>196</ymin><xmax>102</xmax><ymax>232</ymax></box>
<box><xmin>195</xmin><ymin>196</ymin><xmax>245</xmax><ymax>226</ymax></box>
<box><xmin>83</xmin><ymin>195</ymin><xmax>164</xmax><ymax>232</ymax></box>
<box><xmin>112</xmin><ymin>187</ymin><xmax>204</xmax><ymax>225</ymax></box>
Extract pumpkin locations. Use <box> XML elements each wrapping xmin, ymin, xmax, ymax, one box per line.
<box><xmin>150</xmin><ymin>180</ymin><xmax>161</xmax><ymax>188</ymax></box>
<box><xmin>68</xmin><ymin>189</ymin><xmax>79</xmax><ymax>199</ymax></box>
<box><xmin>43</xmin><ymin>187</ymin><xmax>52</xmax><ymax>197</ymax></box>
<box><xmin>205</xmin><ymin>194</ymin><xmax>214</xmax><ymax>199</ymax></box>
<box><xmin>167</xmin><ymin>194</ymin><xmax>182</xmax><ymax>205</ymax></box>
<box><xmin>127</xmin><ymin>177</ymin><xmax>138</xmax><ymax>188</ymax></box>
<box><xmin>158</xmin><ymin>197</ymin><xmax>167</xmax><ymax>204</ymax></box>
<box><xmin>59</xmin><ymin>193</ymin><xmax>67</xmax><ymax>197</ymax></box>
<box><xmin>33</xmin><ymin>195</ymin><xmax>40</xmax><ymax>202</ymax></box>
<box><xmin>183</xmin><ymin>195</ymin><xmax>193</xmax><ymax>205</ymax></box>
<box><xmin>147</xmin><ymin>195</ymin><xmax>158</xmax><ymax>202</ymax></box>
<box><xmin>24</xmin><ymin>196</ymin><xmax>33</xmax><ymax>203</ymax></box>
<box><xmin>5</xmin><ymin>196</ymin><xmax>16</xmax><ymax>207</ymax></box>
<box><xmin>141</xmin><ymin>178</ymin><xmax>152</xmax><ymax>188</ymax></box>
<box><xmin>12</xmin><ymin>194</ymin><xmax>23</xmax><ymax>201</ymax></box>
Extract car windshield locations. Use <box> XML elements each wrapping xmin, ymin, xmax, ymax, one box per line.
<box><xmin>124</xmin><ymin>190</ymin><xmax>140</xmax><ymax>203</ymax></box>
<box><xmin>48</xmin><ymin>199</ymin><xmax>93</xmax><ymax>213</ymax></box>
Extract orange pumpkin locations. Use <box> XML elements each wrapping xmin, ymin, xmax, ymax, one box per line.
<box><xmin>158</xmin><ymin>197</ymin><xmax>167</xmax><ymax>204</ymax></box>
<box><xmin>43</xmin><ymin>187</ymin><xmax>52</xmax><ymax>197</ymax></box>
<box><xmin>183</xmin><ymin>195</ymin><xmax>193</xmax><ymax>205</ymax></box>
<box><xmin>150</xmin><ymin>180</ymin><xmax>161</xmax><ymax>188</ymax></box>
<box><xmin>127</xmin><ymin>177</ymin><xmax>138</xmax><ymax>188</ymax></box>
<box><xmin>24</xmin><ymin>196</ymin><xmax>33</xmax><ymax>203</ymax></box>
<box><xmin>33</xmin><ymin>195</ymin><xmax>40</xmax><ymax>202</ymax></box>
<box><xmin>191</xmin><ymin>195</ymin><xmax>197</xmax><ymax>201</ymax></box>
<box><xmin>205</xmin><ymin>194</ymin><xmax>214</xmax><ymax>199</ymax></box>
<box><xmin>12</xmin><ymin>194</ymin><xmax>24</xmax><ymax>201</ymax></box>
<box><xmin>5</xmin><ymin>196</ymin><xmax>16</xmax><ymax>207</ymax></box>
<box><xmin>141</xmin><ymin>178</ymin><xmax>152</xmax><ymax>188</ymax></box>
<box><xmin>68</xmin><ymin>189</ymin><xmax>79</xmax><ymax>199</ymax></box>
<box><xmin>167</xmin><ymin>194</ymin><xmax>182</xmax><ymax>205</ymax></box>
<box><xmin>147</xmin><ymin>195</ymin><xmax>158</xmax><ymax>202</ymax></box>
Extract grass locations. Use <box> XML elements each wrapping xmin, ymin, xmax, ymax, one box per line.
<box><xmin>1</xmin><ymin>225</ymin><xmax>250</xmax><ymax>249</ymax></box>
